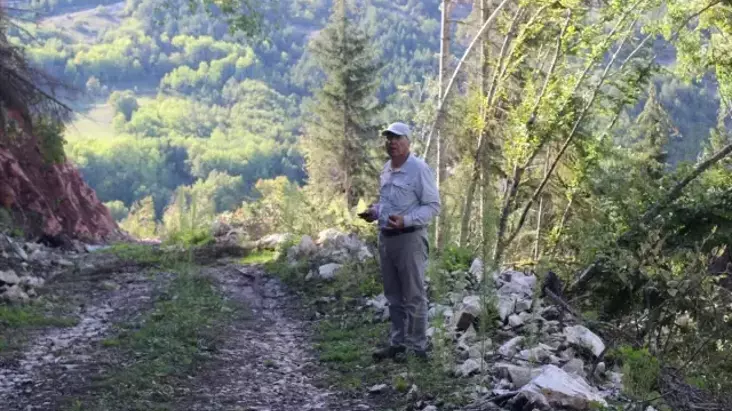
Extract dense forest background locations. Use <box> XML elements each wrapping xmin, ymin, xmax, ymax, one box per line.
<box><xmin>7</xmin><ymin>0</ymin><xmax>720</xmax><ymax>227</ymax></box>
<box><xmin>8</xmin><ymin>0</ymin><xmax>445</xmax><ymax>222</ymax></box>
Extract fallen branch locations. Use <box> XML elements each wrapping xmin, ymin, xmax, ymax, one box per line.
<box><xmin>570</xmin><ymin>141</ymin><xmax>732</xmax><ymax>294</ymax></box>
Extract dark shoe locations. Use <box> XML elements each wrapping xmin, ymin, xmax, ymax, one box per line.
<box><xmin>412</xmin><ymin>349</ymin><xmax>429</xmax><ymax>361</ymax></box>
<box><xmin>394</xmin><ymin>348</ymin><xmax>429</xmax><ymax>364</ymax></box>
<box><xmin>372</xmin><ymin>345</ymin><xmax>406</xmax><ymax>362</ymax></box>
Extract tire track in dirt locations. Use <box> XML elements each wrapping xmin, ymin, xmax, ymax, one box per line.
<box><xmin>174</xmin><ymin>264</ymin><xmax>377</xmax><ymax>411</ymax></box>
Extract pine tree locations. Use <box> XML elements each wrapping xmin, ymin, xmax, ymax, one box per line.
<box><xmin>632</xmin><ymin>85</ymin><xmax>676</xmax><ymax>178</ymax></box>
<box><xmin>300</xmin><ymin>0</ymin><xmax>382</xmax><ymax>209</ymax></box>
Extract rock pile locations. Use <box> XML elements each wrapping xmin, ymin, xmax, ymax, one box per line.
<box><xmin>361</xmin><ymin>257</ymin><xmax>623</xmax><ymax>410</ymax></box>
<box><xmin>0</xmin><ymin>234</ymin><xmax>93</xmax><ymax>303</ymax></box>
<box><xmin>284</xmin><ymin>229</ymin><xmax>374</xmax><ymax>279</ymax></box>
<box><xmin>436</xmin><ymin>264</ymin><xmax>621</xmax><ymax>411</ymax></box>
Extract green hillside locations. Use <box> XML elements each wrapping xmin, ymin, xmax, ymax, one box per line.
<box><xmin>8</xmin><ymin>0</ymin><xmax>721</xmax><ymax>218</ymax></box>
<box><xmin>8</xmin><ymin>0</ymin><xmax>442</xmax><ymax>218</ymax></box>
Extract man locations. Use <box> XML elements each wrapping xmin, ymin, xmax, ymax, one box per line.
<box><xmin>358</xmin><ymin>121</ymin><xmax>441</xmax><ymax>361</ymax></box>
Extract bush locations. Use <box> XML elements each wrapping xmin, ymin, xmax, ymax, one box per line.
<box><xmin>160</xmin><ymin>188</ymin><xmax>215</xmax><ymax>247</ymax></box>
<box><xmin>33</xmin><ymin>116</ymin><xmax>67</xmax><ymax>164</ymax></box>
<box><xmin>119</xmin><ymin>196</ymin><xmax>157</xmax><ymax>239</ymax></box>
<box><xmin>105</xmin><ymin>200</ymin><xmax>129</xmax><ymax>221</ymax></box>
<box><xmin>618</xmin><ymin>346</ymin><xmax>660</xmax><ymax>399</ymax></box>
<box><xmin>439</xmin><ymin>245</ymin><xmax>473</xmax><ymax>272</ymax></box>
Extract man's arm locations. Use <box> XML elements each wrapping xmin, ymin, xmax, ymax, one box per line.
<box><xmin>403</xmin><ymin>164</ymin><xmax>441</xmax><ymax>227</ymax></box>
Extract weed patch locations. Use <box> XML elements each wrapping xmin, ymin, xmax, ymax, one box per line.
<box><xmin>0</xmin><ymin>303</ymin><xmax>78</xmax><ymax>354</ymax></box>
<box><xmin>618</xmin><ymin>346</ymin><xmax>660</xmax><ymax>400</ymax></box>
<box><xmin>241</xmin><ymin>249</ymin><xmax>278</xmax><ymax>265</ymax></box>
<box><xmin>66</xmin><ymin>270</ymin><xmax>232</xmax><ymax>410</ymax></box>
<box><xmin>102</xmin><ymin>243</ymin><xmax>190</xmax><ymax>270</ymax></box>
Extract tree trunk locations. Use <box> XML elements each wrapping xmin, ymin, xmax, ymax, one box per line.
<box><xmin>547</xmin><ymin>193</ymin><xmax>574</xmax><ymax>257</ymax></box>
<box><xmin>534</xmin><ymin>152</ymin><xmax>550</xmax><ymax>260</ymax></box>
<box><xmin>459</xmin><ymin>0</ymin><xmax>493</xmax><ymax>249</ymax></box>
<box><xmin>435</xmin><ymin>0</ymin><xmax>453</xmax><ymax>251</ymax></box>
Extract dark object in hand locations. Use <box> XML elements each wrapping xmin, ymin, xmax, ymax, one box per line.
<box><xmin>358</xmin><ymin>209</ymin><xmax>376</xmax><ymax>222</ymax></box>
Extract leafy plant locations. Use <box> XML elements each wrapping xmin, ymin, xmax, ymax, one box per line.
<box><xmin>618</xmin><ymin>346</ymin><xmax>660</xmax><ymax>399</ymax></box>
<box><xmin>33</xmin><ymin>115</ymin><xmax>67</xmax><ymax>164</ymax></box>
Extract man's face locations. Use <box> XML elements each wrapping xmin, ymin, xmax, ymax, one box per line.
<box><xmin>384</xmin><ymin>133</ymin><xmax>410</xmax><ymax>158</ymax></box>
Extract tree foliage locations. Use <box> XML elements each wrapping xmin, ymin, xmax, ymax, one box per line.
<box><xmin>300</xmin><ymin>1</ymin><xmax>382</xmax><ymax>209</ymax></box>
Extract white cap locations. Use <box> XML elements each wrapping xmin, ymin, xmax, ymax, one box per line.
<box><xmin>382</xmin><ymin>122</ymin><xmax>411</xmax><ymax>137</ymax></box>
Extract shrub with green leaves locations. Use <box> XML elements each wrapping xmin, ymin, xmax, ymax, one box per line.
<box><xmin>33</xmin><ymin>116</ymin><xmax>67</xmax><ymax>165</ymax></box>
<box><xmin>618</xmin><ymin>346</ymin><xmax>660</xmax><ymax>399</ymax></box>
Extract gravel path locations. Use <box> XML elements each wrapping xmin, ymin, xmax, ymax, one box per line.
<box><xmin>0</xmin><ymin>268</ymin><xmax>162</xmax><ymax>411</ymax></box>
<box><xmin>0</xmin><ymin>256</ymin><xmax>380</xmax><ymax>411</ymax></box>
<box><xmin>174</xmin><ymin>264</ymin><xmax>375</xmax><ymax>411</ymax></box>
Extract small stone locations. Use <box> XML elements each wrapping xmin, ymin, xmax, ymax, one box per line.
<box><xmin>11</xmin><ymin>242</ymin><xmax>28</xmax><ymax>261</ymax></box>
<box><xmin>495</xmin><ymin>363</ymin><xmax>541</xmax><ymax>388</ymax></box>
<box><xmin>541</xmin><ymin>306</ymin><xmax>561</xmax><ymax>321</ymax></box>
<box><xmin>497</xmin><ymin>296</ymin><xmax>515</xmax><ymax>321</ymax></box>
<box><xmin>2</xmin><ymin>285</ymin><xmax>29</xmax><ymax>303</ymax></box>
<box><xmin>369</xmin><ymin>384</ymin><xmax>388</xmax><ymax>394</ymax></box>
<box><xmin>456</xmin><ymin>358</ymin><xmax>483</xmax><ymax>377</ymax></box>
<box><xmin>517</xmin><ymin>344</ymin><xmax>554</xmax><ymax>363</ymax></box>
<box><xmin>515</xmin><ymin>298</ymin><xmax>532</xmax><ymax>313</ymax></box>
<box><xmin>562</xmin><ymin>358</ymin><xmax>586</xmax><ymax>377</ymax></box>
<box><xmin>356</xmin><ymin>246</ymin><xmax>373</xmax><ymax>262</ymax></box>
<box><xmin>317</xmin><ymin>263</ymin><xmax>342</xmax><ymax>280</ymax></box>
<box><xmin>423</xmin><ymin>406</ymin><xmax>438</xmax><ymax>411</ymax></box>
<box><xmin>20</xmin><ymin>276</ymin><xmax>44</xmax><ymax>288</ymax></box>
<box><xmin>56</xmin><ymin>258</ymin><xmax>74</xmax><ymax>267</ymax></box>
<box><xmin>498</xmin><ymin>336</ymin><xmax>524</xmax><ymax>358</ymax></box>
<box><xmin>596</xmin><ymin>362</ymin><xmax>606</xmax><ymax>375</ymax></box>
<box><xmin>101</xmin><ymin>281</ymin><xmax>120</xmax><ymax>291</ymax></box>
<box><xmin>25</xmin><ymin>242</ymin><xmax>43</xmax><ymax>252</ymax></box>
<box><xmin>0</xmin><ymin>270</ymin><xmax>21</xmax><ymax>285</ymax></box>
<box><xmin>469</xmin><ymin>258</ymin><xmax>484</xmax><ymax>282</ymax></box>
<box><xmin>564</xmin><ymin>325</ymin><xmax>606</xmax><ymax>357</ymax></box>
<box><xmin>455</xmin><ymin>311</ymin><xmax>475</xmax><ymax>332</ymax></box>
<box><xmin>508</xmin><ymin>314</ymin><xmax>524</xmax><ymax>328</ymax></box>
<box><xmin>29</xmin><ymin>249</ymin><xmax>48</xmax><ymax>262</ymax></box>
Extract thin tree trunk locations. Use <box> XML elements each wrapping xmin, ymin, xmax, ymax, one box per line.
<box><xmin>435</xmin><ymin>0</ymin><xmax>453</xmax><ymax>251</ymax></box>
<box><xmin>340</xmin><ymin>0</ymin><xmax>352</xmax><ymax>208</ymax></box>
<box><xmin>492</xmin><ymin>11</ymin><xmax>570</xmax><ymax>263</ymax></box>
<box><xmin>459</xmin><ymin>4</ymin><xmax>523</xmax><ymax>248</ymax></box>
<box><xmin>547</xmin><ymin>193</ymin><xmax>574</xmax><ymax>256</ymax></box>
<box><xmin>534</xmin><ymin>151</ymin><xmax>550</xmax><ymax>261</ymax></box>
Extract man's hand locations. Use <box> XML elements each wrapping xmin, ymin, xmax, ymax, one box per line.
<box><xmin>387</xmin><ymin>215</ymin><xmax>405</xmax><ymax>229</ymax></box>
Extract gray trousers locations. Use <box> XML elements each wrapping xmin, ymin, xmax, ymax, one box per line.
<box><xmin>378</xmin><ymin>228</ymin><xmax>429</xmax><ymax>351</ymax></box>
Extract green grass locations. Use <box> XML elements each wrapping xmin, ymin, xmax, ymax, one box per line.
<box><xmin>102</xmin><ymin>242</ymin><xmax>187</xmax><ymax>270</ymax></box>
<box><xmin>241</xmin><ymin>249</ymin><xmax>278</xmax><ymax>264</ymax></box>
<box><xmin>0</xmin><ymin>304</ymin><xmax>78</xmax><ymax>353</ymax></box>
<box><xmin>66</xmin><ymin>269</ymin><xmax>233</xmax><ymax>410</ymax></box>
